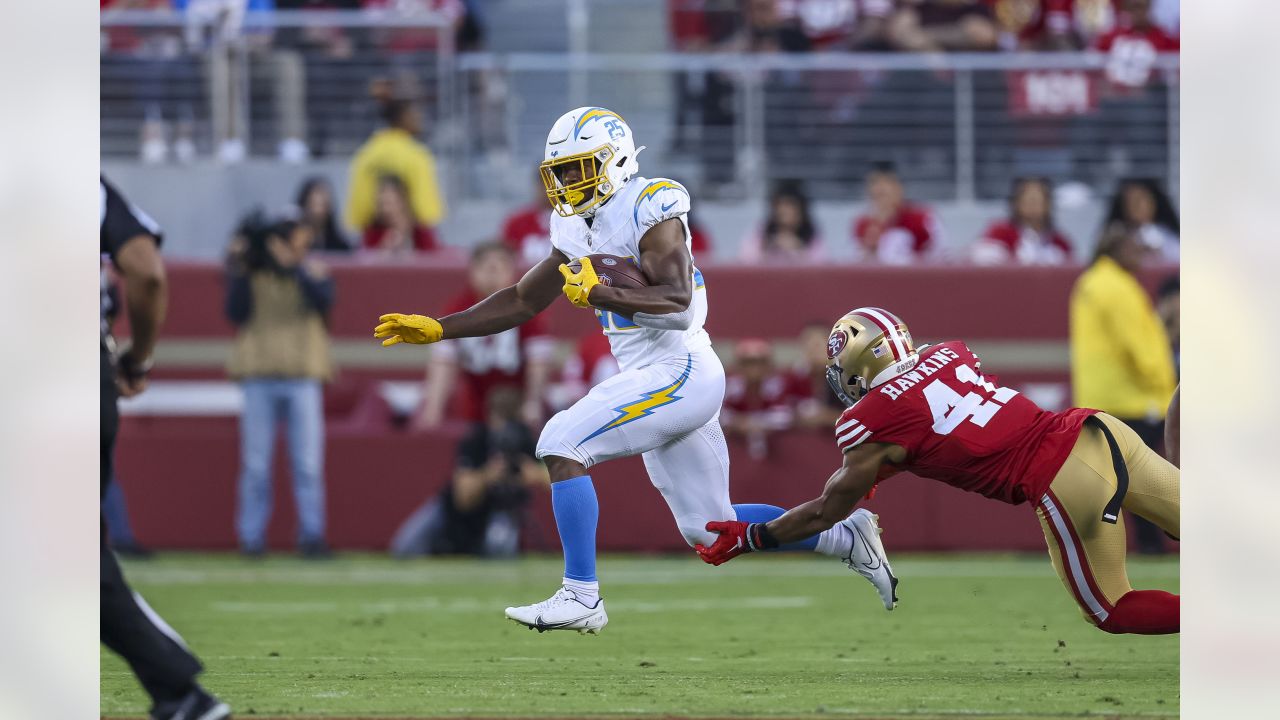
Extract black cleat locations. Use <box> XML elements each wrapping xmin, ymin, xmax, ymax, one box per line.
<box><xmin>150</xmin><ymin>686</ymin><xmax>231</xmax><ymax>720</ymax></box>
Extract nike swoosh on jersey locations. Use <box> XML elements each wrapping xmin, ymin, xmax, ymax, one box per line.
<box><xmin>660</xmin><ymin>200</ymin><xmax>678</xmax><ymax>212</ymax></box>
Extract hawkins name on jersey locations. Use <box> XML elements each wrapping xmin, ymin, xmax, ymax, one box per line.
<box><xmin>549</xmin><ymin>176</ymin><xmax>711</xmax><ymax>371</ymax></box>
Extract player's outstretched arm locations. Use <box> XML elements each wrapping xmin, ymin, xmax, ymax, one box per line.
<box><xmin>697</xmin><ymin>443</ymin><xmax>900</xmax><ymax>565</ymax></box>
<box><xmin>765</xmin><ymin>445</ymin><xmax>892</xmax><ymax>543</ymax></box>
<box><xmin>440</xmin><ymin>249</ymin><xmax>568</xmax><ymax>338</ymax></box>
<box><xmin>376</xmin><ymin>249</ymin><xmax>567</xmax><ymax>346</ymax></box>
<box><xmin>591</xmin><ymin>218</ymin><xmax>694</xmax><ymax>320</ymax></box>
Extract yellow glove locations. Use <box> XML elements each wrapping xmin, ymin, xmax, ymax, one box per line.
<box><xmin>558</xmin><ymin>256</ymin><xmax>601</xmax><ymax>309</ymax></box>
<box><xmin>374</xmin><ymin>313</ymin><xmax>443</xmax><ymax>346</ymax></box>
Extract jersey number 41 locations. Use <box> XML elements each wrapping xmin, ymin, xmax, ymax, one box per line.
<box><xmin>923</xmin><ymin>363</ymin><xmax>1019</xmax><ymax>436</ymax></box>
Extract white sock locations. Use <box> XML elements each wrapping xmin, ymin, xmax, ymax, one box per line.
<box><xmin>562</xmin><ymin>577</ymin><xmax>600</xmax><ymax>607</ymax></box>
<box><xmin>814</xmin><ymin>526</ymin><xmax>853</xmax><ymax>559</ymax></box>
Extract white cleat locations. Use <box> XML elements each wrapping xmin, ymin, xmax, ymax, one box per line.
<box><xmin>504</xmin><ymin>587</ymin><xmax>609</xmax><ymax>634</ymax></box>
<box><xmin>839</xmin><ymin>509</ymin><xmax>899</xmax><ymax>610</ymax></box>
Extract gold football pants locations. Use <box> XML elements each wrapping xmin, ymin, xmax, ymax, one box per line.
<box><xmin>1033</xmin><ymin>413</ymin><xmax>1180</xmax><ymax>627</ymax></box>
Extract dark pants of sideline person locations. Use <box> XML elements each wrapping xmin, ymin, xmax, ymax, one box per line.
<box><xmin>101</xmin><ymin>348</ymin><xmax>203</xmax><ymax>704</ymax></box>
<box><xmin>1120</xmin><ymin>417</ymin><xmax>1174</xmax><ymax>554</ymax></box>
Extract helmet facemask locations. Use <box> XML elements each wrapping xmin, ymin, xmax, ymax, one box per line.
<box><xmin>540</xmin><ymin>145</ymin><xmax>617</xmax><ymax>218</ymax></box>
<box><xmin>826</xmin><ymin>362</ymin><xmax>866</xmax><ymax>408</ymax></box>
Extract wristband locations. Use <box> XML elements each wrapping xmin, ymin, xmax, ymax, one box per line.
<box><xmin>118</xmin><ymin>350</ymin><xmax>154</xmax><ymax>383</ymax></box>
<box><xmin>745</xmin><ymin>523</ymin><xmax>780</xmax><ymax>552</ymax></box>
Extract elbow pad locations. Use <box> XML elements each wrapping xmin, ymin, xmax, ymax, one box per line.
<box><xmin>631</xmin><ymin>306</ymin><xmax>694</xmax><ymax>331</ymax></box>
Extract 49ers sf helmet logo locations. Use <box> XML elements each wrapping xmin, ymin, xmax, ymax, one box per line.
<box><xmin>827</xmin><ymin>330</ymin><xmax>848</xmax><ymax>359</ymax></box>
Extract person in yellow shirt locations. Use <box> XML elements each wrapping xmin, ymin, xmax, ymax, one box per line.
<box><xmin>345</xmin><ymin>96</ymin><xmax>446</xmax><ymax>235</ymax></box>
<box><xmin>1070</xmin><ymin>222</ymin><xmax>1177</xmax><ymax>553</ymax></box>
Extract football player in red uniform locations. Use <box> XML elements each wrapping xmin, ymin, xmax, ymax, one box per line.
<box><xmin>697</xmin><ymin>307</ymin><xmax>1180</xmax><ymax>635</ymax></box>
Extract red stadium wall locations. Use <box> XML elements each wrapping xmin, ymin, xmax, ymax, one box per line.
<box><xmin>113</xmin><ymin>260</ymin><xmax>1177</xmax><ymax>553</ymax></box>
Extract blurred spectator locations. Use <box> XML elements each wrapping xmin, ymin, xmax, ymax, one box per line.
<box><xmin>275</xmin><ymin>1</ymin><xmax>359</xmax><ymax>59</ymax></box>
<box><xmin>1094</xmin><ymin>0</ymin><xmax>1178</xmax><ymax>89</ymax></box>
<box><xmin>345</xmin><ymin>83</ymin><xmax>446</xmax><ymax>235</ymax></box>
<box><xmin>501</xmin><ymin>174</ymin><xmax>553</xmax><ymax>266</ymax></box>
<box><xmin>549</xmin><ymin>333</ymin><xmax>621</xmax><ymax>413</ymax></box>
<box><xmin>296</xmin><ymin>176</ymin><xmax>352</xmax><ymax>252</ymax></box>
<box><xmin>852</xmin><ymin>162</ymin><xmax>942</xmax><ymax>264</ymax></box>
<box><xmin>1104</xmin><ymin>177</ymin><xmax>1179</xmax><ymax>260</ymax></box>
<box><xmin>722</xmin><ymin>339</ymin><xmax>797</xmax><ymax>459</ymax></box>
<box><xmin>390</xmin><ymin>388</ymin><xmax>549</xmax><ymax>558</ymax></box>
<box><xmin>417</xmin><ymin>243</ymin><xmax>555</xmax><ymax>428</ymax></box>
<box><xmin>225</xmin><ymin>211</ymin><xmax>334</xmax><ymax>557</ymax></box>
<box><xmin>741</xmin><ymin>182</ymin><xmax>824</xmax><ymax>263</ymax></box>
<box><xmin>361</xmin><ymin>0</ymin><xmax>472</xmax><ymax>53</ymax></box>
<box><xmin>772</xmin><ymin>0</ymin><xmax>894</xmax><ymax>50</ymax></box>
<box><xmin>1069</xmin><ymin>223</ymin><xmax>1176</xmax><ymax>554</ymax></box>
<box><xmin>1156</xmin><ymin>275</ymin><xmax>1178</xmax><ymax>375</ymax></box>
<box><xmin>1071</xmin><ymin>0</ymin><xmax>1117</xmax><ymax>47</ymax></box>
<box><xmin>721</xmin><ymin>0</ymin><xmax>813</xmax><ymax>52</ymax></box>
<box><xmin>790</xmin><ymin>322</ymin><xmax>845</xmax><ymax>429</ymax></box>
<box><xmin>887</xmin><ymin>0</ymin><xmax>1000</xmax><ymax>52</ymax></box>
<box><xmin>361</xmin><ymin>175</ymin><xmax>439</xmax><ymax>253</ymax></box>
<box><xmin>971</xmin><ymin>177</ymin><xmax>1073</xmax><ymax>265</ymax></box>
<box><xmin>990</xmin><ymin>0</ymin><xmax>1080</xmax><ymax>50</ymax></box>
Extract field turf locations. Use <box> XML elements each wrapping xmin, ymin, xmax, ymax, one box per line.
<box><xmin>101</xmin><ymin>553</ymin><xmax>1178</xmax><ymax>719</ymax></box>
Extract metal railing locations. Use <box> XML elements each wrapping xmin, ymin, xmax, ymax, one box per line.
<box><xmin>101</xmin><ymin>11</ymin><xmax>1179</xmax><ymax>203</ymax></box>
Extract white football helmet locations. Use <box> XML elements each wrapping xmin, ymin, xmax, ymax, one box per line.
<box><xmin>539</xmin><ymin>107</ymin><xmax>645</xmax><ymax>218</ymax></box>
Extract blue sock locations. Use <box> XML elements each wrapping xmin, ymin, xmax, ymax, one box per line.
<box><xmin>732</xmin><ymin>503</ymin><xmax>819</xmax><ymax>551</ymax></box>
<box><xmin>552</xmin><ymin>475</ymin><xmax>599</xmax><ymax>582</ymax></box>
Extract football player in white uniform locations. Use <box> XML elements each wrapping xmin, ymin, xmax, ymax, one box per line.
<box><xmin>375</xmin><ymin>107</ymin><xmax>896</xmax><ymax>634</ymax></box>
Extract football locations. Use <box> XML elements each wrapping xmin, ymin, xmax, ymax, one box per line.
<box><xmin>570</xmin><ymin>253</ymin><xmax>650</xmax><ymax>290</ymax></box>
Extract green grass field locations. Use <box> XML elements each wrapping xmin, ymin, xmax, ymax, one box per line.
<box><xmin>101</xmin><ymin>553</ymin><xmax>1178</xmax><ymax>719</ymax></box>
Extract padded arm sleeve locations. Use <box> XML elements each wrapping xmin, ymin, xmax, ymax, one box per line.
<box><xmin>630</xmin><ymin>306</ymin><xmax>695</xmax><ymax>331</ymax></box>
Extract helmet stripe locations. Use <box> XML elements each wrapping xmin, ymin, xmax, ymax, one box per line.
<box><xmin>852</xmin><ymin>307</ymin><xmax>908</xmax><ymax>360</ymax></box>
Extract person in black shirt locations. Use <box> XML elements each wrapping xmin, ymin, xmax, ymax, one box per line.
<box><xmin>391</xmin><ymin>388</ymin><xmax>548</xmax><ymax>557</ymax></box>
<box><xmin>100</xmin><ymin>177</ymin><xmax>230</xmax><ymax>720</ymax></box>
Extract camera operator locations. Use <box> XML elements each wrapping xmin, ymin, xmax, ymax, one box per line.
<box><xmin>391</xmin><ymin>388</ymin><xmax>549</xmax><ymax>557</ymax></box>
<box><xmin>100</xmin><ymin>177</ymin><xmax>230</xmax><ymax>720</ymax></box>
<box><xmin>225</xmin><ymin>210</ymin><xmax>334</xmax><ymax>557</ymax></box>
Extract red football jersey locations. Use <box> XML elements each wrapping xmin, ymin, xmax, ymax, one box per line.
<box><xmin>977</xmin><ymin>220</ymin><xmax>1074</xmax><ymax>265</ymax></box>
<box><xmin>834</xmin><ymin>340</ymin><xmax>1095</xmax><ymax>505</ymax></box>
<box><xmin>851</xmin><ymin>204</ymin><xmax>941</xmax><ymax>264</ymax></box>
<box><xmin>434</xmin><ymin>290</ymin><xmax>554</xmax><ymax>421</ymax></box>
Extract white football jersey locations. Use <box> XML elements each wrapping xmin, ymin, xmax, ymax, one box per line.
<box><xmin>549</xmin><ymin>176</ymin><xmax>711</xmax><ymax>371</ymax></box>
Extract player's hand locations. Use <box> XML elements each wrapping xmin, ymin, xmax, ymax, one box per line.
<box><xmin>558</xmin><ymin>257</ymin><xmax>600</xmax><ymax>308</ymax></box>
<box><xmin>695</xmin><ymin>520</ymin><xmax>754</xmax><ymax>566</ymax></box>
<box><xmin>374</xmin><ymin>313</ymin><xmax>443</xmax><ymax>346</ymax></box>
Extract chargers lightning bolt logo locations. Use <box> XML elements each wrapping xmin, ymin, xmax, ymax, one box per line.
<box><xmin>578</xmin><ymin>355</ymin><xmax>693</xmax><ymax>444</ymax></box>
<box><xmin>633</xmin><ymin>180</ymin><xmax>687</xmax><ymax>227</ymax></box>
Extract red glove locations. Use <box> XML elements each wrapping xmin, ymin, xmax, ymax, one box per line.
<box><xmin>695</xmin><ymin>520</ymin><xmax>753</xmax><ymax>566</ymax></box>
